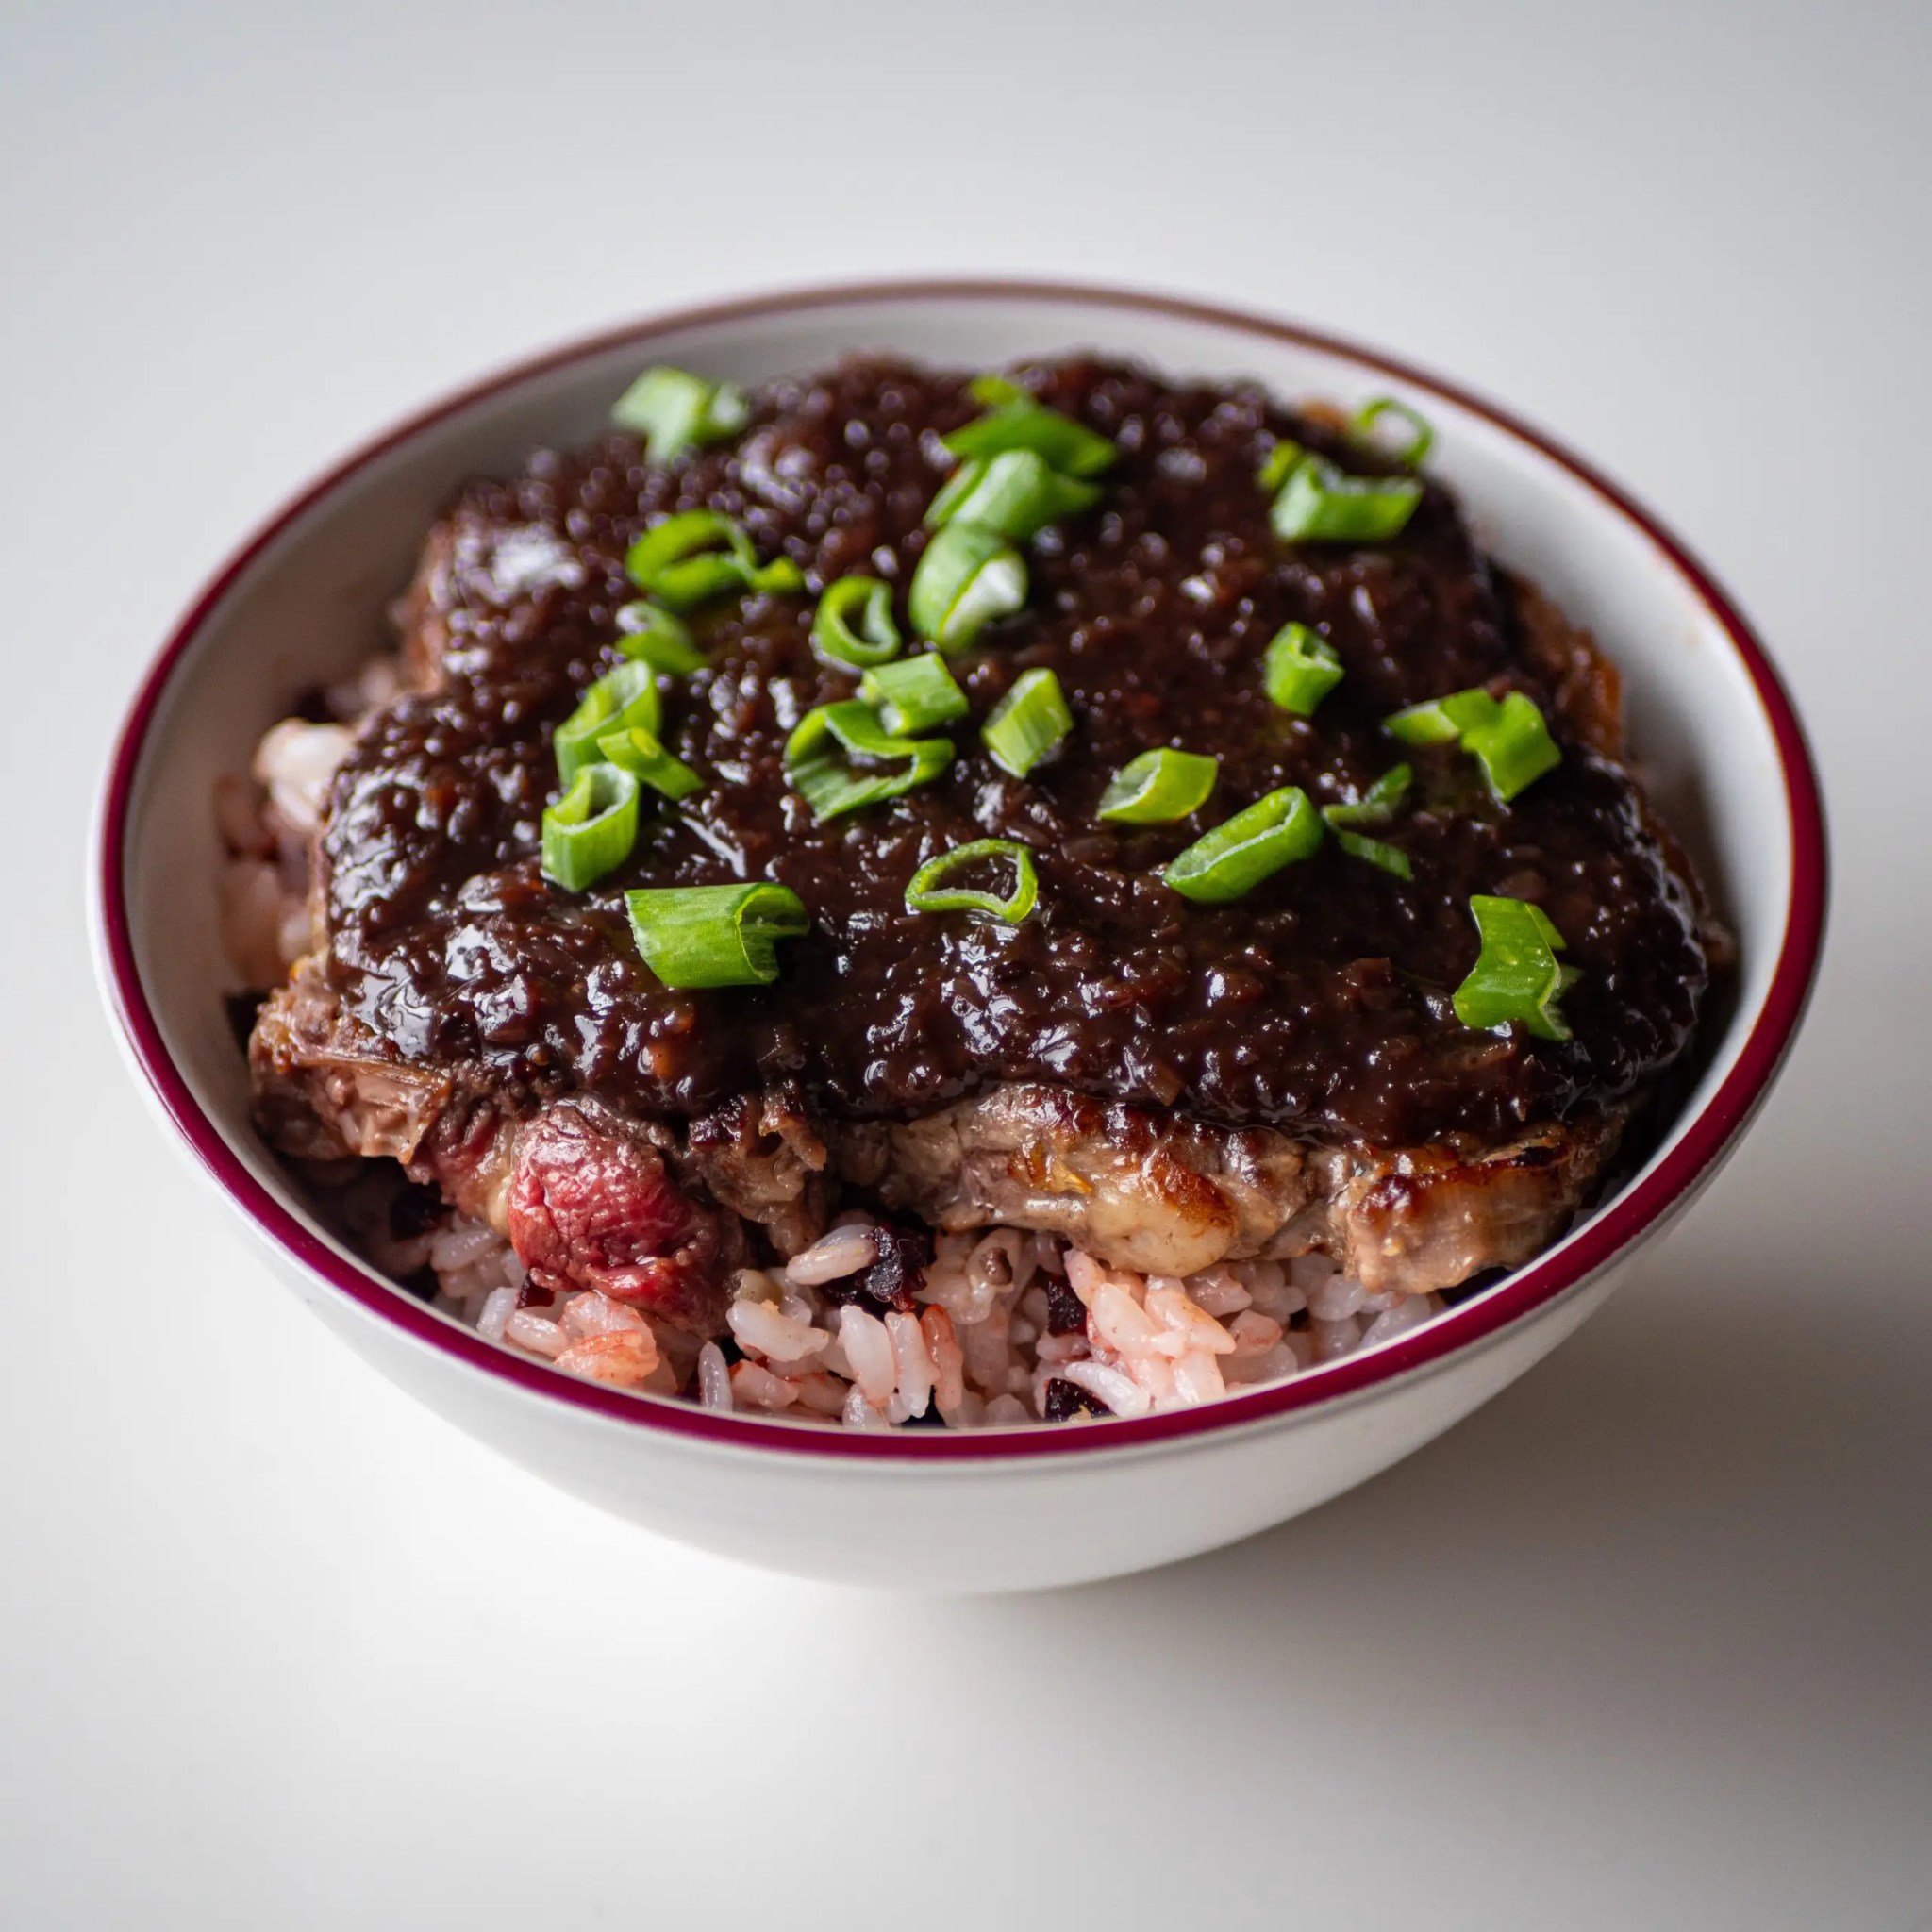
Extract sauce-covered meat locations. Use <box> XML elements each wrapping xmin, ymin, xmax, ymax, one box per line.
<box><xmin>316</xmin><ymin>356</ymin><xmax>1711</xmax><ymax>1148</ymax></box>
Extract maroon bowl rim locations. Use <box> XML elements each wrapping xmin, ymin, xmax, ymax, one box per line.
<box><xmin>96</xmin><ymin>276</ymin><xmax>1827</xmax><ymax>1461</ymax></box>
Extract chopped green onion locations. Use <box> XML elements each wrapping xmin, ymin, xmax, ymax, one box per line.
<box><xmin>1452</xmin><ymin>894</ymin><xmax>1574</xmax><ymax>1040</ymax></box>
<box><xmin>1322</xmin><ymin>763</ymin><xmax>1413</xmax><ymax>830</ymax></box>
<box><xmin>1163</xmin><ymin>787</ymin><xmax>1324</xmax><ymax>903</ymax></box>
<box><xmin>597</xmin><ymin>724</ymin><xmax>703</xmax><ymax>802</ymax></box>
<box><xmin>784</xmin><ymin>700</ymin><xmax>955</xmax><ymax>821</ymax></box>
<box><xmin>981</xmin><ymin>667</ymin><xmax>1073</xmax><ymax>777</ymax></box>
<box><xmin>967</xmin><ymin>373</ymin><xmax>1032</xmax><ymax>409</ymax></box>
<box><xmin>555</xmin><ymin>662</ymin><xmax>660</xmax><ymax>783</ymax></box>
<box><xmin>860</xmin><ymin>653</ymin><xmax>968</xmax><ymax>736</ymax></box>
<box><xmin>1096</xmin><ymin>748</ymin><xmax>1220</xmax><ymax>824</ymax></box>
<box><xmin>625</xmin><ymin>510</ymin><xmax>803</xmax><ymax>611</ymax></box>
<box><xmin>1262</xmin><ymin>622</ymin><xmax>1344</xmax><ymax>716</ymax></box>
<box><xmin>624</xmin><ymin>882</ymin><xmax>808</xmax><ymax>990</ymax></box>
<box><xmin>1385</xmin><ymin>687</ymin><xmax>1560</xmax><ymax>801</ymax></box>
<box><xmin>942</xmin><ymin>395</ymin><xmax>1116</xmax><ymax>479</ymax></box>
<box><xmin>924</xmin><ymin>449</ymin><xmax>1101</xmax><ymax>541</ymax></box>
<box><xmin>615</xmin><ymin>601</ymin><xmax>707</xmax><ymax>675</ymax></box>
<box><xmin>1467</xmin><ymin>691</ymin><xmax>1561</xmax><ymax>800</ymax></box>
<box><xmin>904</xmin><ymin>838</ymin><xmax>1039</xmax><ymax>922</ymax></box>
<box><xmin>811</xmin><ymin>575</ymin><xmax>901</xmax><ymax>671</ymax></box>
<box><xmin>610</xmin><ymin>366</ymin><xmax>749</xmax><ymax>461</ymax></box>
<box><xmin>1271</xmin><ymin>456</ymin><xmax>1422</xmax><ymax>542</ymax></box>
<box><xmin>1331</xmin><ymin>828</ymin><xmax>1413</xmax><ymax>879</ymax></box>
<box><xmin>908</xmin><ymin>523</ymin><xmax>1027</xmax><ymax>653</ymax></box>
<box><xmin>1256</xmin><ymin>439</ymin><xmax>1306</xmax><ymax>493</ymax></box>
<box><xmin>1350</xmin><ymin>396</ymin><xmax>1435</xmax><ymax>469</ymax></box>
<box><xmin>541</xmin><ymin>764</ymin><xmax>640</xmax><ymax>892</ymax></box>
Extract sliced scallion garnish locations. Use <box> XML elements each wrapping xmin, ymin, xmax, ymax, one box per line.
<box><xmin>541</xmin><ymin>763</ymin><xmax>641</xmax><ymax>892</ymax></box>
<box><xmin>555</xmin><ymin>661</ymin><xmax>660</xmax><ymax>783</ymax></box>
<box><xmin>1385</xmin><ymin>688</ymin><xmax>1560</xmax><ymax>801</ymax></box>
<box><xmin>615</xmin><ymin>601</ymin><xmax>708</xmax><ymax>675</ymax></box>
<box><xmin>625</xmin><ymin>509</ymin><xmax>804</xmax><ymax>612</ymax></box>
<box><xmin>860</xmin><ymin>653</ymin><xmax>968</xmax><ymax>736</ymax></box>
<box><xmin>610</xmin><ymin>366</ymin><xmax>749</xmax><ymax>461</ymax></box>
<box><xmin>1322</xmin><ymin>763</ymin><xmax>1413</xmax><ymax>830</ymax></box>
<box><xmin>981</xmin><ymin>667</ymin><xmax>1073</xmax><ymax>777</ymax></box>
<box><xmin>1452</xmin><ymin>894</ymin><xmax>1574</xmax><ymax>1039</ymax></box>
<box><xmin>908</xmin><ymin>523</ymin><xmax>1027</xmax><ymax>653</ymax></box>
<box><xmin>597</xmin><ymin>724</ymin><xmax>703</xmax><ymax>802</ymax></box>
<box><xmin>1163</xmin><ymin>787</ymin><xmax>1324</xmax><ymax>903</ymax></box>
<box><xmin>1262</xmin><ymin>622</ymin><xmax>1344</xmax><ymax>716</ymax></box>
<box><xmin>1256</xmin><ymin>439</ymin><xmax>1306</xmax><ymax>493</ymax></box>
<box><xmin>904</xmin><ymin>838</ymin><xmax>1039</xmax><ymax>922</ymax></box>
<box><xmin>1331</xmin><ymin>828</ymin><xmax>1413</xmax><ymax>879</ymax></box>
<box><xmin>943</xmin><ymin>385</ymin><xmax>1116</xmax><ymax>479</ymax></box>
<box><xmin>624</xmin><ymin>882</ymin><xmax>808</xmax><ymax>990</ymax></box>
<box><xmin>1095</xmin><ymin>747</ymin><xmax>1219</xmax><ymax>824</ymax></box>
<box><xmin>811</xmin><ymin>575</ymin><xmax>902</xmax><ymax>671</ymax></box>
<box><xmin>784</xmin><ymin>700</ymin><xmax>955</xmax><ymax>822</ymax></box>
<box><xmin>924</xmin><ymin>448</ymin><xmax>1101</xmax><ymax>541</ymax></box>
<box><xmin>1270</xmin><ymin>455</ymin><xmax>1422</xmax><ymax>542</ymax></box>
<box><xmin>1350</xmin><ymin>396</ymin><xmax>1435</xmax><ymax>469</ymax></box>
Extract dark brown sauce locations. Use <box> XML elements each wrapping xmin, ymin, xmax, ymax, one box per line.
<box><xmin>317</xmin><ymin>356</ymin><xmax>1710</xmax><ymax>1147</ymax></box>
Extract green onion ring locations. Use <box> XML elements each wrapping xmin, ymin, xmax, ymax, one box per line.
<box><xmin>1350</xmin><ymin>396</ymin><xmax>1435</xmax><ymax>469</ymax></box>
<box><xmin>908</xmin><ymin>523</ymin><xmax>1028</xmax><ymax>653</ymax></box>
<box><xmin>615</xmin><ymin>601</ymin><xmax>707</xmax><ymax>675</ymax></box>
<box><xmin>610</xmin><ymin>366</ymin><xmax>750</xmax><ymax>461</ymax></box>
<box><xmin>810</xmin><ymin>575</ymin><xmax>902</xmax><ymax>671</ymax></box>
<box><xmin>904</xmin><ymin>838</ymin><xmax>1039</xmax><ymax>922</ymax></box>
<box><xmin>541</xmin><ymin>763</ymin><xmax>641</xmax><ymax>892</ymax></box>
<box><xmin>555</xmin><ymin>661</ymin><xmax>660</xmax><ymax>783</ymax></box>
<box><xmin>860</xmin><ymin>653</ymin><xmax>968</xmax><ymax>737</ymax></box>
<box><xmin>1163</xmin><ymin>786</ymin><xmax>1324</xmax><ymax>903</ymax></box>
<box><xmin>1262</xmin><ymin>622</ymin><xmax>1345</xmax><ymax>717</ymax></box>
<box><xmin>624</xmin><ymin>882</ymin><xmax>809</xmax><ymax>989</ymax></box>
<box><xmin>981</xmin><ymin>667</ymin><xmax>1073</xmax><ymax>777</ymax></box>
<box><xmin>1095</xmin><ymin>748</ymin><xmax>1220</xmax><ymax>824</ymax></box>
<box><xmin>924</xmin><ymin>448</ymin><xmax>1101</xmax><ymax>541</ymax></box>
<box><xmin>596</xmin><ymin>724</ymin><xmax>703</xmax><ymax>802</ymax></box>
<box><xmin>1270</xmin><ymin>456</ymin><xmax>1422</xmax><ymax>543</ymax></box>
<box><xmin>1451</xmin><ymin>894</ymin><xmax>1574</xmax><ymax>1039</ymax></box>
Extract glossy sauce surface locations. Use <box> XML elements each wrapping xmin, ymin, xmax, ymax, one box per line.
<box><xmin>319</xmin><ymin>357</ymin><xmax>1711</xmax><ymax>1145</ymax></box>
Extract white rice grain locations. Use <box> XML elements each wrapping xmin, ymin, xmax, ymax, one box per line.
<box><xmin>430</xmin><ymin>1220</ymin><xmax>507</xmax><ymax>1273</ymax></box>
<box><xmin>696</xmin><ymin>1341</ymin><xmax>733</xmax><ymax>1411</ymax></box>
<box><xmin>983</xmin><ymin>1393</ymin><xmax>1032</xmax><ymax>1426</ymax></box>
<box><xmin>1171</xmin><ymin>1349</ymin><xmax>1227</xmax><ymax>1406</ymax></box>
<box><xmin>252</xmin><ymin>719</ymin><xmax>354</xmax><ymax>832</ymax></box>
<box><xmin>1361</xmin><ymin>1293</ymin><xmax>1440</xmax><ymax>1347</ymax></box>
<box><xmin>784</xmin><ymin>1224</ymin><xmax>878</xmax><ymax>1287</ymax></box>
<box><xmin>730</xmin><ymin>1360</ymin><xmax>799</xmax><ymax>1410</ymax></box>
<box><xmin>476</xmin><ymin>1286</ymin><xmax>517</xmax><ymax>1344</ymax></box>
<box><xmin>504</xmin><ymin>1310</ymin><xmax>567</xmax><ymax>1358</ymax></box>
<box><xmin>841</xmin><ymin>1383</ymin><xmax>889</xmax><ymax>1430</ymax></box>
<box><xmin>1058</xmin><ymin>1359</ymin><xmax>1152</xmax><ymax>1419</ymax></box>
<box><xmin>1309</xmin><ymin>1274</ymin><xmax>1371</xmax><ymax>1322</ymax></box>
<box><xmin>554</xmin><ymin>1328</ymin><xmax>658</xmax><ymax>1388</ymax></box>
<box><xmin>922</xmin><ymin>1307</ymin><xmax>965</xmax><ymax>1414</ymax></box>
<box><xmin>561</xmin><ymin>1291</ymin><xmax>647</xmax><ymax>1340</ymax></box>
<box><xmin>885</xmin><ymin>1310</ymin><xmax>934</xmax><ymax>1420</ymax></box>
<box><xmin>838</xmin><ymin>1304</ymin><xmax>898</xmax><ymax>1406</ymax></box>
<box><xmin>728</xmin><ymin>1298</ymin><xmax>831</xmax><ymax>1364</ymax></box>
<box><xmin>1312</xmin><ymin>1315</ymin><xmax>1362</xmax><ymax>1360</ymax></box>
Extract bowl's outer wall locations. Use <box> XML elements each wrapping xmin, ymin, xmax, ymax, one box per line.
<box><xmin>99</xmin><ymin>282</ymin><xmax>1825</xmax><ymax>1585</ymax></box>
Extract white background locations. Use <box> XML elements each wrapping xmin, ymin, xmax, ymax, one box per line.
<box><xmin>4</xmin><ymin>2</ymin><xmax>1928</xmax><ymax>1925</ymax></box>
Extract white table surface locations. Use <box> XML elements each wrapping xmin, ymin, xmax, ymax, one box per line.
<box><xmin>4</xmin><ymin>2</ymin><xmax>1927</xmax><ymax>1925</ymax></box>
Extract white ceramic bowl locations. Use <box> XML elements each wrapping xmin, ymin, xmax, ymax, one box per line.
<box><xmin>94</xmin><ymin>281</ymin><xmax>1825</xmax><ymax>1591</ymax></box>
